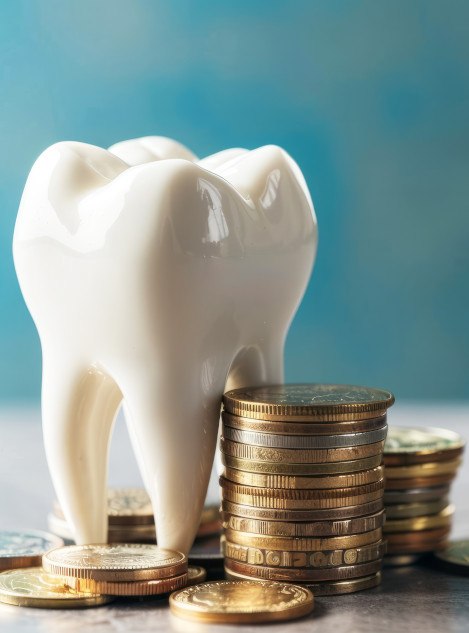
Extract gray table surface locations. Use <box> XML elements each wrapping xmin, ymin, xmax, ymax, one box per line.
<box><xmin>0</xmin><ymin>402</ymin><xmax>468</xmax><ymax>633</ymax></box>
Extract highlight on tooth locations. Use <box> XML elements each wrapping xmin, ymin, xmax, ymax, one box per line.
<box><xmin>13</xmin><ymin>136</ymin><xmax>317</xmax><ymax>555</ymax></box>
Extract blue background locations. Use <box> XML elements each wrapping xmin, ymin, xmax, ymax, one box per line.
<box><xmin>1</xmin><ymin>0</ymin><xmax>468</xmax><ymax>402</ymax></box>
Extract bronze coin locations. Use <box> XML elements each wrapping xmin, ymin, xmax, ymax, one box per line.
<box><xmin>384</xmin><ymin>474</ymin><xmax>455</xmax><ymax>489</ymax></box>
<box><xmin>221</xmin><ymin>499</ymin><xmax>384</xmax><ymax>522</ymax></box>
<box><xmin>385</xmin><ymin>527</ymin><xmax>451</xmax><ymax>545</ymax></box>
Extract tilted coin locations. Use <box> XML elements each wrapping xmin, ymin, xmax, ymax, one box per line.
<box><xmin>43</xmin><ymin>544</ymin><xmax>187</xmax><ymax>581</ymax></box>
<box><xmin>223</xmin><ymin>539</ymin><xmax>385</xmax><ymax>568</ymax></box>
<box><xmin>223</xmin><ymin>384</ymin><xmax>394</xmax><ymax>421</ymax></box>
<box><xmin>434</xmin><ymin>540</ymin><xmax>469</xmax><ymax>575</ymax></box>
<box><xmin>383</xmin><ymin>505</ymin><xmax>454</xmax><ymax>533</ymax></box>
<box><xmin>222</xmin><ymin>410</ymin><xmax>387</xmax><ymax>435</ymax></box>
<box><xmin>384</xmin><ymin>474</ymin><xmax>455</xmax><ymax>489</ymax></box>
<box><xmin>66</xmin><ymin>571</ymin><xmax>189</xmax><ymax>596</ymax></box>
<box><xmin>223</xmin><ymin>510</ymin><xmax>385</xmax><ymax>537</ymax></box>
<box><xmin>0</xmin><ymin>530</ymin><xmax>64</xmax><ymax>571</ymax></box>
<box><xmin>47</xmin><ymin>513</ymin><xmax>156</xmax><ymax>543</ymax></box>
<box><xmin>225</xmin><ymin>568</ymin><xmax>382</xmax><ymax>596</ymax></box>
<box><xmin>169</xmin><ymin>580</ymin><xmax>314</xmax><ymax>624</ymax></box>
<box><xmin>0</xmin><ymin>567</ymin><xmax>112</xmax><ymax>608</ymax></box>
<box><xmin>384</xmin><ymin>426</ymin><xmax>465</xmax><ymax>465</ymax></box>
<box><xmin>222</xmin><ymin>425</ymin><xmax>388</xmax><ymax>449</ymax></box>
<box><xmin>220</xmin><ymin>476</ymin><xmax>384</xmax><ymax>500</ymax></box>
<box><xmin>224</xmin><ymin>558</ymin><xmax>382</xmax><ymax>582</ymax></box>
<box><xmin>222</xmin><ymin>453</ymin><xmax>383</xmax><ymax>475</ymax></box>
<box><xmin>220</xmin><ymin>437</ymin><xmax>385</xmax><ymax>464</ymax></box>
<box><xmin>383</xmin><ymin>485</ymin><xmax>450</xmax><ymax>504</ymax></box>
<box><xmin>222</xmin><ymin>487</ymin><xmax>383</xmax><ymax>510</ymax></box>
<box><xmin>222</xmin><ymin>499</ymin><xmax>384</xmax><ymax>522</ymax></box>
<box><xmin>384</xmin><ymin>498</ymin><xmax>449</xmax><ymax>520</ymax></box>
<box><xmin>224</xmin><ymin>527</ymin><xmax>382</xmax><ymax>551</ymax></box>
<box><xmin>384</xmin><ymin>459</ymin><xmax>462</xmax><ymax>479</ymax></box>
<box><xmin>223</xmin><ymin>465</ymin><xmax>384</xmax><ymax>490</ymax></box>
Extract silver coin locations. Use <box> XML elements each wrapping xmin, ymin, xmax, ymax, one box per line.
<box><xmin>0</xmin><ymin>530</ymin><xmax>64</xmax><ymax>570</ymax></box>
<box><xmin>222</xmin><ymin>425</ymin><xmax>388</xmax><ymax>449</ymax></box>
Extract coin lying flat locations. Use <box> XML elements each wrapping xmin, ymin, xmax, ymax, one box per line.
<box><xmin>384</xmin><ymin>474</ymin><xmax>455</xmax><ymax>489</ymax></box>
<box><xmin>384</xmin><ymin>498</ymin><xmax>449</xmax><ymax>520</ymax></box>
<box><xmin>169</xmin><ymin>580</ymin><xmax>314</xmax><ymax>623</ymax></box>
<box><xmin>384</xmin><ymin>505</ymin><xmax>454</xmax><ymax>533</ymax></box>
<box><xmin>384</xmin><ymin>486</ymin><xmax>450</xmax><ymax>505</ymax></box>
<box><xmin>0</xmin><ymin>530</ymin><xmax>64</xmax><ymax>571</ymax></box>
<box><xmin>47</xmin><ymin>513</ymin><xmax>156</xmax><ymax>544</ymax></box>
<box><xmin>67</xmin><ymin>571</ymin><xmax>189</xmax><ymax>596</ymax></box>
<box><xmin>43</xmin><ymin>544</ymin><xmax>187</xmax><ymax>581</ymax></box>
<box><xmin>384</xmin><ymin>426</ymin><xmax>465</xmax><ymax>465</ymax></box>
<box><xmin>222</xmin><ymin>453</ymin><xmax>383</xmax><ymax>475</ymax></box>
<box><xmin>0</xmin><ymin>567</ymin><xmax>112</xmax><ymax>608</ymax></box>
<box><xmin>384</xmin><ymin>459</ymin><xmax>462</xmax><ymax>479</ymax></box>
<box><xmin>223</xmin><ymin>384</ymin><xmax>394</xmax><ymax>421</ymax></box>
<box><xmin>434</xmin><ymin>540</ymin><xmax>469</xmax><ymax>575</ymax></box>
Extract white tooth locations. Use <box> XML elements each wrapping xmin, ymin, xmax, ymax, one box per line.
<box><xmin>13</xmin><ymin>140</ymin><xmax>317</xmax><ymax>554</ymax></box>
<box><xmin>109</xmin><ymin>135</ymin><xmax>197</xmax><ymax>165</ymax></box>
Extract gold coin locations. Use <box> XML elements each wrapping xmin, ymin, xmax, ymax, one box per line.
<box><xmin>384</xmin><ymin>426</ymin><xmax>465</xmax><ymax>464</ymax></box>
<box><xmin>0</xmin><ymin>567</ymin><xmax>112</xmax><ymax>608</ymax></box>
<box><xmin>384</xmin><ymin>485</ymin><xmax>450</xmax><ymax>504</ymax></box>
<box><xmin>169</xmin><ymin>580</ymin><xmax>314</xmax><ymax>624</ymax></box>
<box><xmin>223</xmin><ymin>510</ymin><xmax>385</xmax><ymax>537</ymax></box>
<box><xmin>220</xmin><ymin>476</ymin><xmax>384</xmax><ymax>499</ymax></box>
<box><xmin>47</xmin><ymin>513</ymin><xmax>156</xmax><ymax>543</ymax></box>
<box><xmin>434</xmin><ymin>540</ymin><xmax>469</xmax><ymax>574</ymax></box>
<box><xmin>384</xmin><ymin>498</ymin><xmax>449</xmax><ymax>519</ymax></box>
<box><xmin>223</xmin><ymin>384</ymin><xmax>394</xmax><ymax>421</ymax></box>
<box><xmin>384</xmin><ymin>459</ymin><xmax>462</xmax><ymax>479</ymax></box>
<box><xmin>222</xmin><ymin>425</ymin><xmax>388</xmax><ymax>449</ymax></box>
<box><xmin>223</xmin><ymin>466</ymin><xmax>385</xmax><ymax>490</ymax></box>
<box><xmin>222</xmin><ymin>411</ymin><xmax>387</xmax><ymax>435</ymax></box>
<box><xmin>385</xmin><ymin>527</ymin><xmax>451</xmax><ymax>552</ymax></box>
<box><xmin>43</xmin><ymin>544</ymin><xmax>187</xmax><ymax>582</ymax></box>
<box><xmin>224</xmin><ymin>528</ymin><xmax>382</xmax><ymax>551</ymax></box>
<box><xmin>383</xmin><ymin>505</ymin><xmax>454</xmax><ymax>533</ymax></box>
<box><xmin>224</xmin><ymin>558</ymin><xmax>382</xmax><ymax>581</ymax></box>
<box><xmin>222</xmin><ymin>487</ymin><xmax>383</xmax><ymax>509</ymax></box>
<box><xmin>225</xmin><ymin>568</ymin><xmax>382</xmax><ymax>596</ymax></box>
<box><xmin>187</xmin><ymin>565</ymin><xmax>207</xmax><ymax>586</ymax></box>
<box><xmin>66</xmin><ymin>571</ymin><xmax>189</xmax><ymax>596</ymax></box>
<box><xmin>221</xmin><ymin>438</ymin><xmax>385</xmax><ymax>464</ymax></box>
<box><xmin>222</xmin><ymin>453</ymin><xmax>383</xmax><ymax>475</ymax></box>
<box><xmin>384</xmin><ymin>474</ymin><xmax>455</xmax><ymax>489</ymax></box>
<box><xmin>223</xmin><ymin>539</ymin><xmax>385</xmax><ymax>568</ymax></box>
<box><xmin>0</xmin><ymin>530</ymin><xmax>64</xmax><ymax>571</ymax></box>
<box><xmin>222</xmin><ymin>499</ymin><xmax>384</xmax><ymax>522</ymax></box>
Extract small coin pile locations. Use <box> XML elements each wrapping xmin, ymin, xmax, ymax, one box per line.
<box><xmin>220</xmin><ymin>384</ymin><xmax>394</xmax><ymax>595</ymax></box>
<box><xmin>383</xmin><ymin>426</ymin><xmax>465</xmax><ymax>564</ymax></box>
<box><xmin>48</xmin><ymin>488</ymin><xmax>221</xmax><ymax>543</ymax></box>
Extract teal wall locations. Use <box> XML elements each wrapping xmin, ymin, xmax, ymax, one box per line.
<box><xmin>1</xmin><ymin>0</ymin><xmax>468</xmax><ymax>401</ymax></box>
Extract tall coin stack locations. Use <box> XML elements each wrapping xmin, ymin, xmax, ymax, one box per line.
<box><xmin>383</xmin><ymin>426</ymin><xmax>465</xmax><ymax>564</ymax></box>
<box><xmin>220</xmin><ymin>384</ymin><xmax>394</xmax><ymax>596</ymax></box>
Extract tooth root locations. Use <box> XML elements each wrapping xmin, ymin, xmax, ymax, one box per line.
<box><xmin>118</xmin><ymin>357</ymin><xmax>232</xmax><ymax>555</ymax></box>
<box><xmin>41</xmin><ymin>358</ymin><xmax>122</xmax><ymax>544</ymax></box>
<box><xmin>226</xmin><ymin>341</ymin><xmax>285</xmax><ymax>392</ymax></box>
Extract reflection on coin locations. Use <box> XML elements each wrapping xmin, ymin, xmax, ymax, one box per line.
<box><xmin>47</xmin><ymin>513</ymin><xmax>156</xmax><ymax>543</ymax></box>
<box><xmin>43</xmin><ymin>544</ymin><xmax>187</xmax><ymax>582</ymax></box>
<box><xmin>384</xmin><ymin>427</ymin><xmax>465</xmax><ymax>464</ymax></box>
<box><xmin>222</xmin><ymin>453</ymin><xmax>383</xmax><ymax>475</ymax></box>
<box><xmin>0</xmin><ymin>567</ymin><xmax>112</xmax><ymax>608</ymax></box>
<box><xmin>384</xmin><ymin>498</ymin><xmax>449</xmax><ymax>520</ymax></box>
<box><xmin>224</xmin><ymin>558</ymin><xmax>382</xmax><ymax>582</ymax></box>
<box><xmin>187</xmin><ymin>565</ymin><xmax>207</xmax><ymax>586</ymax></box>
<box><xmin>384</xmin><ymin>505</ymin><xmax>454</xmax><ymax>533</ymax></box>
<box><xmin>0</xmin><ymin>530</ymin><xmax>64</xmax><ymax>571</ymax></box>
<box><xmin>385</xmin><ymin>459</ymin><xmax>461</xmax><ymax>479</ymax></box>
<box><xmin>434</xmin><ymin>540</ymin><xmax>469</xmax><ymax>575</ymax></box>
<box><xmin>169</xmin><ymin>580</ymin><xmax>314</xmax><ymax>623</ymax></box>
<box><xmin>223</xmin><ymin>466</ymin><xmax>384</xmax><ymax>490</ymax></box>
<box><xmin>222</xmin><ymin>499</ymin><xmax>384</xmax><ymax>522</ymax></box>
<box><xmin>223</xmin><ymin>384</ymin><xmax>394</xmax><ymax>421</ymax></box>
<box><xmin>67</xmin><ymin>571</ymin><xmax>189</xmax><ymax>596</ymax></box>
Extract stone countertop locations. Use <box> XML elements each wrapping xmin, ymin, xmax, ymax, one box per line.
<box><xmin>0</xmin><ymin>403</ymin><xmax>468</xmax><ymax>633</ymax></box>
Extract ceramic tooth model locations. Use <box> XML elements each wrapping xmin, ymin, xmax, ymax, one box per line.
<box><xmin>13</xmin><ymin>137</ymin><xmax>317</xmax><ymax>554</ymax></box>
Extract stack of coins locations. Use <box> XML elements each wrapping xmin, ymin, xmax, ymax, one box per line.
<box><xmin>383</xmin><ymin>426</ymin><xmax>465</xmax><ymax>563</ymax></box>
<box><xmin>220</xmin><ymin>384</ymin><xmax>394</xmax><ymax>595</ymax></box>
<box><xmin>48</xmin><ymin>488</ymin><xmax>221</xmax><ymax>544</ymax></box>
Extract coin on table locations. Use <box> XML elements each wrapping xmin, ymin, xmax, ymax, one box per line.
<box><xmin>222</xmin><ymin>453</ymin><xmax>383</xmax><ymax>475</ymax></box>
<box><xmin>0</xmin><ymin>567</ymin><xmax>112</xmax><ymax>608</ymax></box>
<box><xmin>0</xmin><ymin>530</ymin><xmax>64</xmax><ymax>571</ymax></box>
<box><xmin>169</xmin><ymin>580</ymin><xmax>314</xmax><ymax>623</ymax></box>
<box><xmin>223</xmin><ymin>383</ymin><xmax>394</xmax><ymax>422</ymax></box>
<box><xmin>43</xmin><ymin>544</ymin><xmax>187</xmax><ymax>581</ymax></box>
<box><xmin>434</xmin><ymin>540</ymin><xmax>469</xmax><ymax>575</ymax></box>
<box><xmin>384</xmin><ymin>459</ymin><xmax>462</xmax><ymax>479</ymax></box>
<box><xmin>384</xmin><ymin>426</ymin><xmax>465</xmax><ymax>465</ymax></box>
<box><xmin>187</xmin><ymin>565</ymin><xmax>207</xmax><ymax>585</ymax></box>
<box><xmin>383</xmin><ymin>505</ymin><xmax>454</xmax><ymax>533</ymax></box>
<box><xmin>66</xmin><ymin>571</ymin><xmax>189</xmax><ymax>596</ymax></box>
